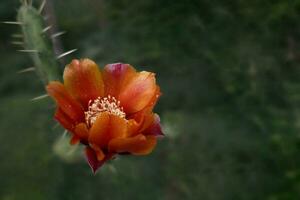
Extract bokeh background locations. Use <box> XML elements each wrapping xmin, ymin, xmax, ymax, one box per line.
<box><xmin>1</xmin><ymin>0</ymin><xmax>300</xmax><ymax>199</ymax></box>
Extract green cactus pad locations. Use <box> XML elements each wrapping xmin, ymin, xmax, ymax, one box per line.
<box><xmin>17</xmin><ymin>3</ymin><xmax>61</xmax><ymax>84</ymax></box>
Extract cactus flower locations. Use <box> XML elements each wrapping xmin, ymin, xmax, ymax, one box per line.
<box><xmin>46</xmin><ymin>59</ymin><xmax>163</xmax><ymax>173</ymax></box>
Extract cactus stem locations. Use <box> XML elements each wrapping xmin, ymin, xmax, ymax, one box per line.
<box><xmin>43</xmin><ymin>15</ymin><xmax>49</xmax><ymax>21</ymax></box>
<box><xmin>18</xmin><ymin>49</ymin><xmax>39</xmax><ymax>53</ymax></box>
<box><xmin>30</xmin><ymin>94</ymin><xmax>49</xmax><ymax>101</ymax></box>
<box><xmin>3</xmin><ymin>21</ymin><xmax>23</xmax><ymax>25</ymax></box>
<box><xmin>51</xmin><ymin>31</ymin><xmax>66</xmax><ymax>39</ymax></box>
<box><xmin>42</xmin><ymin>25</ymin><xmax>52</xmax><ymax>33</ymax></box>
<box><xmin>17</xmin><ymin>4</ymin><xmax>61</xmax><ymax>83</ymax></box>
<box><xmin>22</xmin><ymin>0</ymin><xmax>32</xmax><ymax>6</ymax></box>
<box><xmin>39</xmin><ymin>0</ymin><xmax>47</xmax><ymax>14</ymax></box>
<box><xmin>17</xmin><ymin>67</ymin><xmax>35</xmax><ymax>73</ymax></box>
<box><xmin>22</xmin><ymin>0</ymin><xmax>33</xmax><ymax>6</ymax></box>
<box><xmin>22</xmin><ymin>0</ymin><xmax>28</xmax><ymax>6</ymax></box>
<box><xmin>56</xmin><ymin>49</ymin><xmax>77</xmax><ymax>59</ymax></box>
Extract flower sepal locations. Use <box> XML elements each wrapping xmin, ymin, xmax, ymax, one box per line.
<box><xmin>85</xmin><ymin>146</ymin><xmax>114</xmax><ymax>174</ymax></box>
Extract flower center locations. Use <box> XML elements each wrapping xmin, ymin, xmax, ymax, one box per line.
<box><xmin>85</xmin><ymin>95</ymin><xmax>126</xmax><ymax>126</ymax></box>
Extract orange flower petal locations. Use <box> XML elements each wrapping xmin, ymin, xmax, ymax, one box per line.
<box><xmin>103</xmin><ymin>63</ymin><xmax>136</xmax><ymax>97</ymax></box>
<box><xmin>70</xmin><ymin>135</ymin><xmax>80</xmax><ymax>145</ymax></box>
<box><xmin>124</xmin><ymin>86</ymin><xmax>161</xmax><ymax>135</ymax></box>
<box><xmin>88</xmin><ymin>112</ymin><xmax>128</xmax><ymax>148</ymax></box>
<box><xmin>139</xmin><ymin>113</ymin><xmax>156</xmax><ymax>132</ymax></box>
<box><xmin>74</xmin><ymin>123</ymin><xmax>89</xmax><ymax>142</ymax></box>
<box><xmin>127</xmin><ymin>112</ymin><xmax>155</xmax><ymax>136</ymax></box>
<box><xmin>47</xmin><ymin>81</ymin><xmax>84</xmax><ymax>122</ymax></box>
<box><xmin>119</xmin><ymin>72</ymin><xmax>157</xmax><ymax>114</ymax></box>
<box><xmin>64</xmin><ymin>59</ymin><xmax>104</xmax><ymax>108</ymax></box>
<box><xmin>146</xmin><ymin>85</ymin><xmax>161</xmax><ymax>110</ymax></box>
<box><xmin>108</xmin><ymin>134</ymin><xmax>157</xmax><ymax>155</ymax></box>
<box><xmin>127</xmin><ymin>119</ymin><xmax>140</xmax><ymax>136</ymax></box>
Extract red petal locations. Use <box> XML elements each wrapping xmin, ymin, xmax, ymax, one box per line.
<box><xmin>143</xmin><ymin>114</ymin><xmax>164</xmax><ymax>136</ymax></box>
<box><xmin>54</xmin><ymin>108</ymin><xmax>75</xmax><ymax>131</ymax></box>
<box><xmin>64</xmin><ymin>59</ymin><xmax>104</xmax><ymax>108</ymax></box>
<box><xmin>74</xmin><ymin>123</ymin><xmax>89</xmax><ymax>141</ymax></box>
<box><xmin>70</xmin><ymin>135</ymin><xmax>80</xmax><ymax>145</ymax></box>
<box><xmin>47</xmin><ymin>81</ymin><xmax>84</xmax><ymax>123</ymax></box>
<box><xmin>85</xmin><ymin>146</ymin><xmax>113</xmax><ymax>174</ymax></box>
<box><xmin>90</xmin><ymin>144</ymin><xmax>105</xmax><ymax>161</ymax></box>
<box><xmin>103</xmin><ymin>63</ymin><xmax>136</xmax><ymax>97</ymax></box>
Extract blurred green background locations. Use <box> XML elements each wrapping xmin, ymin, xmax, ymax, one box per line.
<box><xmin>1</xmin><ymin>0</ymin><xmax>300</xmax><ymax>199</ymax></box>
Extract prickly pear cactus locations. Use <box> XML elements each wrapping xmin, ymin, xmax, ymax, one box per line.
<box><xmin>5</xmin><ymin>0</ymin><xmax>82</xmax><ymax>160</ymax></box>
<box><xmin>16</xmin><ymin>0</ymin><xmax>61</xmax><ymax>84</ymax></box>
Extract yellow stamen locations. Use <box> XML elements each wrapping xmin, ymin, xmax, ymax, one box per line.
<box><xmin>85</xmin><ymin>95</ymin><xmax>125</xmax><ymax>126</ymax></box>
